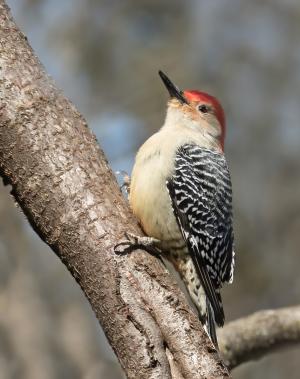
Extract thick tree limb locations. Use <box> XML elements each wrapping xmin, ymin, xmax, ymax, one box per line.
<box><xmin>0</xmin><ymin>2</ymin><xmax>230</xmax><ymax>378</ymax></box>
<box><xmin>219</xmin><ymin>305</ymin><xmax>300</xmax><ymax>370</ymax></box>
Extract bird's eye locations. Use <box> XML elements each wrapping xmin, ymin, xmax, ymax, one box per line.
<box><xmin>198</xmin><ymin>104</ymin><xmax>209</xmax><ymax>113</ymax></box>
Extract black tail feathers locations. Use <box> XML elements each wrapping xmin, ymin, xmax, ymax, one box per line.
<box><xmin>206</xmin><ymin>300</ymin><xmax>218</xmax><ymax>348</ymax></box>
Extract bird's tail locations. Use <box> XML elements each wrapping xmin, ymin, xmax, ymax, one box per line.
<box><xmin>205</xmin><ymin>287</ymin><xmax>224</xmax><ymax>348</ymax></box>
<box><xmin>195</xmin><ymin>289</ymin><xmax>219</xmax><ymax>348</ymax></box>
<box><xmin>206</xmin><ymin>299</ymin><xmax>218</xmax><ymax>348</ymax></box>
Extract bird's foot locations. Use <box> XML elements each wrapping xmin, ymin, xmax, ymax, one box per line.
<box><xmin>115</xmin><ymin>170</ymin><xmax>131</xmax><ymax>194</ymax></box>
<box><xmin>114</xmin><ymin>232</ymin><xmax>162</xmax><ymax>257</ymax></box>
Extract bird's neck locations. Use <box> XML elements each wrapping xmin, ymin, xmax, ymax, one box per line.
<box><xmin>161</xmin><ymin>112</ymin><xmax>222</xmax><ymax>153</ymax></box>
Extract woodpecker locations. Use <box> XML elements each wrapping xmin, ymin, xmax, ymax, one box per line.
<box><xmin>115</xmin><ymin>71</ymin><xmax>235</xmax><ymax>347</ymax></box>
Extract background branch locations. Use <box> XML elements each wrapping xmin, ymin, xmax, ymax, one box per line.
<box><xmin>219</xmin><ymin>305</ymin><xmax>300</xmax><ymax>370</ymax></box>
<box><xmin>0</xmin><ymin>2</ymin><xmax>230</xmax><ymax>378</ymax></box>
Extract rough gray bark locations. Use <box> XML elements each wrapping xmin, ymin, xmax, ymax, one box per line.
<box><xmin>0</xmin><ymin>2</ymin><xmax>230</xmax><ymax>378</ymax></box>
<box><xmin>219</xmin><ymin>305</ymin><xmax>300</xmax><ymax>370</ymax></box>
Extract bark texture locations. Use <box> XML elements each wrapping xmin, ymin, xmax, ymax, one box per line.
<box><xmin>0</xmin><ymin>2</ymin><xmax>230</xmax><ymax>378</ymax></box>
<box><xmin>219</xmin><ymin>305</ymin><xmax>300</xmax><ymax>370</ymax></box>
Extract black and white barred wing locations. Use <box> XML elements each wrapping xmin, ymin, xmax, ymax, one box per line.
<box><xmin>166</xmin><ymin>144</ymin><xmax>234</xmax><ymax>326</ymax></box>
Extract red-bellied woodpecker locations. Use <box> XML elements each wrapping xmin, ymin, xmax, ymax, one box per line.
<box><xmin>115</xmin><ymin>71</ymin><xmax>235</xmax><ymax>347</ymax></box>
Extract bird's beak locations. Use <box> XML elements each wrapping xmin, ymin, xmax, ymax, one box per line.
<box><xmin>158</xmin><ymin>70</ymin><xmax>188</xmax><ymax>104</ymax></box>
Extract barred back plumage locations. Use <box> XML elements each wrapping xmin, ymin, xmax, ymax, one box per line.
<box><xmin>166</xmin><ymin>144</ymin><xmax>235</xmax><ymax>343</ymax></box>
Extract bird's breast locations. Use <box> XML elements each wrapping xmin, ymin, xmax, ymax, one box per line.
<box><xmin>129</xmin><ymin>138</ymin><xmax>181</xmax><ymax>245</ymax></box>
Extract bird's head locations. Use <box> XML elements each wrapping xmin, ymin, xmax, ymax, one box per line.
<box><xmin>159</xmin><ymin>70</ymin><xmax>226</xmax><ymax>150</ymax></box>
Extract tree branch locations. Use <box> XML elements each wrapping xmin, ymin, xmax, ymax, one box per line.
<box><xmin>0</xmin><ymin>2</ymin><xmax>230</xmax><ymax>378</ymax></box>
<box><xmin>219</xmin><ymin>305</ymin><xmax>300</xmax><ymax>370</ymax></box>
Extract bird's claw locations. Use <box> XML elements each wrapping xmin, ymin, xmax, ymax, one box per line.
<box><xmin>114</xmin><ymin>232</ymin><xmax>162</xmax><ymax>257</ymax></box>
<box><xmin>114</xmin><ymin>232</ymin><xmax>139</xmax><ymax>255</ymax></box>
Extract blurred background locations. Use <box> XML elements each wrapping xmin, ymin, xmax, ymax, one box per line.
<box><xmin>1</xmin><ymin>0</ymin><xmax>300</xmax><ymax>378</ymax></box>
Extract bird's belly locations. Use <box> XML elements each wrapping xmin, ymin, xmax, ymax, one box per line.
<box><xmin>129</xmin><ymin>168</ymin><xmax>183</xmax><ymax>250</ymax></box>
